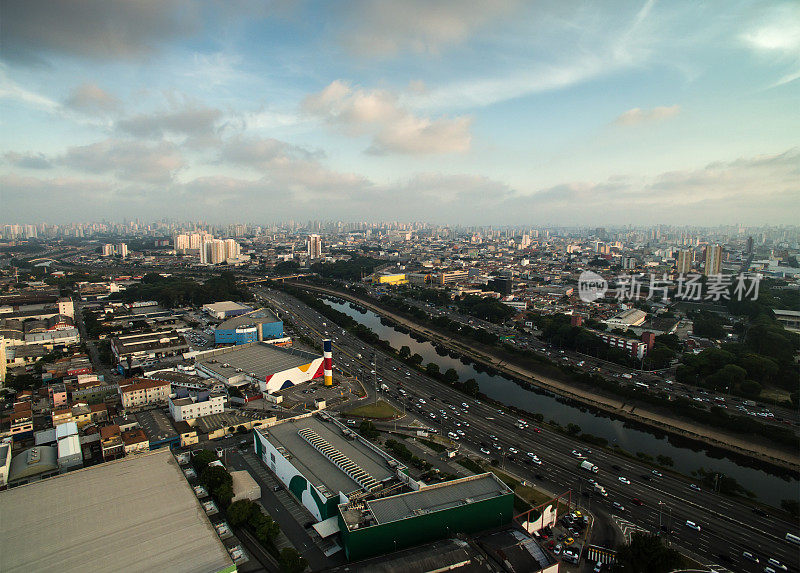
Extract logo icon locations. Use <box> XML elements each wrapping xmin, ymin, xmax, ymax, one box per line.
<box><xmin>578</xmin><ymin>271</ymin><xmax>608</xmax><ymax>302</ymax></box>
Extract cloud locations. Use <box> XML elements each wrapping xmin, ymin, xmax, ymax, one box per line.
<box><xmin>220</xmin><ymin>135</ymin><xmax>321</xmax><ymax>170</ymax></box>
<box><xmin>0</xmin><ymin>70</ymin><xmax>59</xmax><ymax>112</ymax></box>
<box><xmin>303</xmin><ymin>80</ymin><xmax>471</xmax><ymax>154</ymax></box>
<box><xmin>0</xmin><ymin>0</ymin><xmax>203</xmax><ymax>64</ymax></box>
<box><xmin>740</xmin><ymin>3</ymin><xmax>800</xmax><ymax>88</ymax></box>
<box><xmin>614</xmin><ymin>105</ymin><xmax>681</xmax><ymax>126</ymax></box>
<box><xmin>405</xmin><ymin>1</ymin><xmax>661</xmax><ymax>112</ymax></box>
<box><xmin>503</xmin><ymin>148</ymin><xmax>800</xmax><ymax>224</ymax></box>
<box><xmin>61</xmin><ymin>139</ymin><xmax>184</xmax><ymax>184</ymax></box>
<box><xmin>4</xmin><ymin>151</ymin><xmax>53</xmax><ymax>169</ymax></box>
<box><xmin>116</xmin><ymin>105</ymin><xmax>224</xmax><ymax>146</ymax></box>
<box><xmin>64</xmin><ymin>83</ymin><xmax>120</xmax><ymax>114</ymax></box>
<box><xmin>217</xmin><ymin>135</ymin><xmax>371</xmax><ymax>202</ymax></box>
<box><xmin>338</xmin><ymin>0</ymin><xmax>518</xmax><ymax>57</ymax></box>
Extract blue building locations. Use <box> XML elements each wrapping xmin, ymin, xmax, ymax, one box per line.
<box><xmin>214</xmin><ymin>308</ymin><xmax>283</xmax><ymax>346</ymax></box>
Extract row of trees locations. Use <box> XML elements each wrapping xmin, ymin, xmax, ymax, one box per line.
<box><xmin>110</xmin><ymin>271</ymin><xmax>251</xmax><ymax>308</ymax></box>
<box><xmin>193</xmin><ymin>450</ymin><xmax>306</xmax><ymax>573</ymax></box>
<box><xmin>227</xmin><ymin>499</ymin><xmax>305</xmax><ymax>572</ymax></box>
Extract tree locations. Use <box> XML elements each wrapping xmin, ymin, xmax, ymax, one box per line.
<box><xmin>399</xmin><ymin>345</ymin><xmax>411</xmax><ymax>359</ymax></box>
<box><xmin>656</xmin><ymin>455</ymin><xmax>674</xmax><ymax>467</ymax></box>
<box><xmin>781</xmin><ymin>499</ymin><xmax>799</xmax><ymax>518</ymax></box>
<box><xmin>464</xmin><ymin>378</ymin><xmax>480</xmax><ymax>397</ymax></box>
<box><xmin>409</xmin><ymin>353</ymin><xmax>423</xmax><ymax>365</ymax></box>
<box><xmin>425</xmin><ymin>362</ymin><xmax>440</xmax><ymax>377</ymax></box>
<box><xmin>279</xmin><ymin>547</ymin><xmax>307</xmax><ymax>573</ymax></box>
<box><xmin>215</xmin><ymin>482</ymin><xmax>234</xmax><ymax>508</ymax></box>
<box><xmin>566</xmin><ymin>423</ymin><xmax>582</xmax><ymax>436</ymax></box>
<box><xmin>739</xmin><ymin>379</ymin><xmax>762</xmax><ymax>398</ymax></box>
<box><xmin>443</xmin><ymin>368</ymin><xmax>459</xmax><ymax>384</ymax></box>
<box><xmin>192</xmin><ymin>450</ymin><xmax>216</xmax><ymax>473</ymax></box>
<box><xmin>614</xmin><ymin>532</ymin><xmax>683</xmax><ymax>573</ymax></box>
<box><xmin>227</xmin><ymin>500</ymin><xmax>254</xmax><ymax>528</ymax></box>
<box><xmin>201</xmin><ymin>465</ymin><xmax>233</xmax><ymax>493</ymax></box>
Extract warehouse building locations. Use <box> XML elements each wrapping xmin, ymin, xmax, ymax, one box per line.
<box><xmin>254</xmin><ymin>413</ymin><xmax>408</xmax><ymax>523</ymax></box>
<box><xmin>338</xmin><ymin>473</ymin><xmax>514</xmax><ymax>561</ymax></box>
<box><xmin>214</xmin><ymin>308</ymin><xmax>283</xmax><ymax>346</ymax></box>
<box><xmin>0</xmin><ymin>449</ymin><xmax>235</xmax><ymax>573</ymax></box>
<box><xmin>196</xmin><ymin>342</ymin><xmax>325</xmax><ymax>394</ymax></box>
<box><xmin>253</xmin><ymin>412</ymin><xmax>514</xmax><ymax>561</ymax></box>
<box><xmin>202</xmin><ymin>301</ymin><xmax>253</xmax><ymax>319</ymax></box>
<box><xmin>110</xmin><ymin>330</ymin><xmax>189</xmax><ymax>367</ymax></box>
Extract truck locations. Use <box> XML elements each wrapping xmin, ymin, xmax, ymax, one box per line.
<box><xmin>593</xmin><ymin>483</ymin><xmax>608</xmax><ymax>497</ymax></box>
<box><xmin>580</xmin><ymin>460</ymin><xmax>599</xmax><ymax>473</ymax></box>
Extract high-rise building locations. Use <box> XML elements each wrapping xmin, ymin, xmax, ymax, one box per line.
<box><xmin>704</xmin><ymin>244</ymin><xmax>722</xmax><ymax>276</ymax></box>
<box><xmin>223</xmin><ymin>238</ymin><xmax>240</xmax><ymax>260</ymax></box>
<box><xmin>307</xmin><ymin>234</ymin><xmax>322</xmax><ymax>259</ymax></box>
<box><xmin>117</xmin><ymin>243</ymin><xmax>128</xmax><ymax>258</ymax></box>
<box><xmin>676</xmin><ymin>249</ymin><xmax>692</xmax><ymax>274</ymax></box>
<box><xmin>746</xmin><ymin>236</ymin><xmax>754</xmax><ymax>255</ymax></box>
<box><xmin>174</xmin><ymin>234</ymin><xmax>190</xmax><ymax>253</ymax></box>
<box><xmin>101</xmin><ymin>244</ymin><xmax>114</xmax><ymax>257</ymax></box>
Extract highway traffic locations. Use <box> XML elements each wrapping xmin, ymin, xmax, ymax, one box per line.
<box><xmin>258</xmin><ymin>286</ymin><xmax>800</xmax><ymax>573</ymax></box>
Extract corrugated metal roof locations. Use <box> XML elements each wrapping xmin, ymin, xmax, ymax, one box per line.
<box><xmin>366</xmin><ymin>473</ymin><xmax>510</xmax><ymax>526</ymax></box>
<box><xmin>55</xmin><ymin>421</ymin><xmax>78</xmax><ymax>440</ymax></box>
<box><xmin>57</xmin><ymin>435</ymin><xmax>82</xmax><ymax>459</ymax></box>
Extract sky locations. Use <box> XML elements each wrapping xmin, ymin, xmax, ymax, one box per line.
<box><xmin>1</xmin><ymin>0</ymin><xmax>798</xmax><ymax>226</ymax></box>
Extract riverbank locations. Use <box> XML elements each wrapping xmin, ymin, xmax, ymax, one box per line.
<box><xmin>290</xmin><ymin>281</ymin><xmax>800</xmax><ymax>472</ymax></box>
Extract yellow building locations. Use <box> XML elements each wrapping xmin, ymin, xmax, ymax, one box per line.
<box><xmin>373</xmin><ymin>273</ymin><xmax>408</xmax><ymax>285</ymax></box>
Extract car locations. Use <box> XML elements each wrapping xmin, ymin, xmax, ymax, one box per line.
<box><xmin>651</xmin><ymin>470</ymin><xmax>662</xmax><ymax>477</ymax></box>
<box><xmin>216</xmin><ymin>447</ymin><xmax>224</xmax><ymax>458</ymax></box>
<box><xmin>532</xmin><ymin>427</ymin><xmax>541</xmax><ymax>433</ymax></box>
<box><xmin>742</xmin><ymin>551</ymin><xmax>759</xmax><ymax>563</ymax></box>
<box><xmin>631</xmin><ymin>498</ymin><xmax>644</xmax><ymax>506</ymax></box>
<box><xmin>490</xmin><ymin>435</ymin><xmax>498</xmax><ymax>441</ymax></box>
<box><xmin>553</xmin><ymin>543</ymin><xmax>562</xmax><ymax>555</ymax></box>
<box><xmin>272</xmin><ymin>485</ymin><xmax>281</xmax><ymax>491</ymax></box>
<box><xmin>751</xmin><ymin>507</ymin><xmax>768</xmax><ymax>517</ymax></box>
<box><xmin>593</xmin><ymin>561</ymin><xmax>604</xmax><ymax>573</ymax></box>
<box><xmin>587</xmin><ymin>478</ymin><xmax>596</xmax><ymax>485</ymax></box>
<box><xmin>456</xmin><ymin>429</ymin><xmax>465</xmax><ymax>436</ymax></box>
<box><xmin>685</xmin><ymin>520</ymin><xmax>701</xmax><ymax>531</ymax></box>
<box><xmin>660</xmin><ymin>525</ymin><xmax>675</xmax><ymax>535</ymax></box>
<box><xmin>564</xmin><ymin>537</ymin><xmax>575</xmax><ymax>546</ymax></box>
<box><xmin>618</xmin><ymin>476</ymin><xmax>630</xmax><ymax>485</ymax></box>
<box><xmin>689</xmin><ymin>483</ymin><xmax>701</xmax><ymax>492</ymax></box>
<box><xmin>480</xmin><ymin>447</ymin><xmax>491</xmax><ymax>454</ymax></box>
<box><xmin>508</xmin><ymin>447</ymin><xmax>519</xmax><ymax>454</ymax></box>
<box><xmin>418</xmin><ymin>398</ymin><xmax>426</xmax><ymax>404</ymax></box>
<box><xmin>611</xmin><ymin>464</ymin><xmax>621</xmax><ymax>470</ymax></box>
<box><xmin>612</xmin><ymin>502</ymin><xmax>625</xmax><ymax>511</ymax></box>
<box><xmin>767</xmin><ymin>558</ymin><xmax>788</xmax><ymax>571</ymax></box>
<box><xmin>429</xmin><ymin>413</ymin><xmax>436</xmax><ymax>419</ymax></box>
<box><xmin>571</xmin><ymin>450</ymin><xmax>584</xmax><ymax>458</ymax></box>
<box><xmin>640</xmin><ymin>474</ymin><xmax>651</xmax><ymax>481</ymax></box>
<box><xmin>493</xmin><ymin>443</ymin><xmax>502</xmax><ymax>450</ymax></box>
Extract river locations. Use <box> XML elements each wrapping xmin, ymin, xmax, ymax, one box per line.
<box><xmin>324</xmin><ymin>297</ymin><xmax>799</xmax><ymax>507</ymax></box>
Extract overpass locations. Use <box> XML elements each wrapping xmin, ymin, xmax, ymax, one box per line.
<box><xmin>239</xmin><ymin>273</ymin><xmax>313</xmax><ymax>284</ymax></box>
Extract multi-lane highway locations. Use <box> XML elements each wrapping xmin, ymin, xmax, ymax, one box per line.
<box><xmin>358</xmin><ymin>286</ymin><xmax>800</xmax><ymax>430</ymax></box>
<box><xmin>258</xmin><ymin>286</ymin><xmax>799</xmax><ymax>572</ymax></box>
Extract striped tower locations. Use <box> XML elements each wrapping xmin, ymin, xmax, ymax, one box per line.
<box><xmin>323</xmin><ymin>339</ymin><xmax>333</xmax><ymax>386</ymax></box>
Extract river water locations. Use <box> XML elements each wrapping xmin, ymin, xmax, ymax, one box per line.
<box><xmin>324</xmin><ymin>298</ymin><xmax>798</xmax><ymax>507</ymax></box>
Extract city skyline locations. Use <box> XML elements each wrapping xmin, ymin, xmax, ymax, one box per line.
<box><xmin>1</xmin><ymin>1</ymin><xmax>799</xmax><ymax>224</ymax></box>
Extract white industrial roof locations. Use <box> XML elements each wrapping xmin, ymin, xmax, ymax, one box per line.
<box><xmin>57</xmin><ymin>434</ymin><xmax>81</xmax><ymax>459</ymax></box>
<box><xmin>0</xmin><ymin>449</ymin><xmax>233</xmax><ymax>573</ymax></box>
<box><xmin>55</xmin><ymin>421</ymin><xmax>78</xmax><ymax>440</ymax></box>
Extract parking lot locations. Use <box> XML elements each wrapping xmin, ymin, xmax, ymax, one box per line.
<box><xmin>276</xmin><ymin>376</ymin><xmax>365</xmax><ymax>411</ymax></box>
